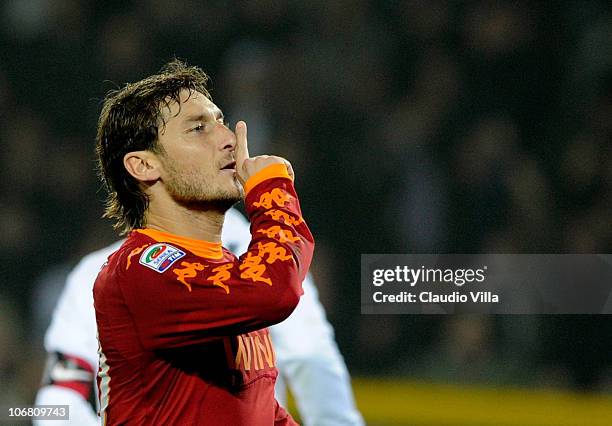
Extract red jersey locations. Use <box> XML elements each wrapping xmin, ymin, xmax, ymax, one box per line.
<box><xmin>94</xmin><ymin>165</ymin><xmax>314</xmax><ymax>425</ymax></box>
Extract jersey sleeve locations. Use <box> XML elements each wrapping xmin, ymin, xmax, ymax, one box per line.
<box><xmin>99</xmin><ymin>165</ymin><xmax>314</xmax><ymax>351</ymax></box>
<box><xmin>224</xmin><ymin>205</ymin><xmax>363</xmax><ymax>424</ymax></box>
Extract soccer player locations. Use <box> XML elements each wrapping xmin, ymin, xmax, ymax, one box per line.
<box><xmin>92</xmin><ymin>59</ymin><xmax>313</xmax><ymax>425</ymax></box>
<box><xmin>35</xmin><ymin>208</ymin><xmax>365</xmax><ymax>425</ymax></box>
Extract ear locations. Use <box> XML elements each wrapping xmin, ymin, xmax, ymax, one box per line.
<box><xmin>123</xmin><ymin>151</ymin><xmax>161</xmax><ymax>183</ymax></box>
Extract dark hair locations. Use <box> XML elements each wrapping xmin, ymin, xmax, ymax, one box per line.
<box><xmin>96</xmin><ymin>59</ymin><xmax>211</xmax><ymax>235</ymax></box>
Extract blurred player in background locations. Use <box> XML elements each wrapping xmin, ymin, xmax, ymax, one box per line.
<box><xmin>35</xmin><ymin>62</ymin><xmax>363</xmax><ymax>425</ymax></box>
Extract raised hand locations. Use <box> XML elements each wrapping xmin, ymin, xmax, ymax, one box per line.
<box><xmin>234</xmin><ymin>121</ymin><xmax>294</xmax><ymax>189</ymax></box>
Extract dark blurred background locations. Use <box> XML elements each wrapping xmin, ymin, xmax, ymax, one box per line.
<box><xmin>1</xmin><ymin>0</ymin><xmax>611</xmax><ymax>423</ymax></box>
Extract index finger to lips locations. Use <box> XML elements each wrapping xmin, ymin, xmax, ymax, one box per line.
<box><xmin>235</xmin><ymin>121</ymin><xmax>250</xmax><ymax>165</ymax></box>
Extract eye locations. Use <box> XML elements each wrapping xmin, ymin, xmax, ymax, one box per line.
<box><xmin>191</xmin><ymin>123</ymin><xmax>205</xmax><ymax>133</ymax></box>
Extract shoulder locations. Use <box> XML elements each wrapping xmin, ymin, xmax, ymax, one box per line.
<box><xmin>98</xmin><ymin>232</ymin><xmax>215</xmax><ymax>289</ymax></box>
<box><xmin>131</xmin><ymin>241</ymin><xmax>188</xmax><ymax>274</ymax></box>
<box><xmin>94</xmin><ymin>234</ymin><xmax>188</xmax><ymax>308</ymax></box>
<box><xmin>100</xmin><ymin>233</ymin><xmax>186</xmax><ymax>277</ymax></box>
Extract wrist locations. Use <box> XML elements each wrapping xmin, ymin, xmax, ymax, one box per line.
<box><xmin>244</xmin><ymin>163</ymin><xmax>293</xmax><ymax>197</ymax></box>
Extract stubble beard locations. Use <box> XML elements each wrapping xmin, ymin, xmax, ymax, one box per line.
<box><xmin>163</xmin><ymin>161</ymin><xmax>243</xmax><ymax>212</ymax></box>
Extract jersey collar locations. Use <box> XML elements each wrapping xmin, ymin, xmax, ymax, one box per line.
<box><xmin>136</xmin><ymin>228</ymin><xmax>223</xmax><ymax>260</ymax></box>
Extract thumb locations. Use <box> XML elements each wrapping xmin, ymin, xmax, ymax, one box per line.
<box><xmin>234</xmin><ymin>121</ymin><xmax>250</xmax><ymax>166</ymax></box>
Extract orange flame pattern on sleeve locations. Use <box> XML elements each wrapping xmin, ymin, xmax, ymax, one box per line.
<box><xmin>256</xmin><ymin>242</ymin><xmax>293</xmax><ymax>264</ymax></box>
<box><xmin>252</xmin><ymin>188</ymin><xmax>293</xmax><ymax>209</ymax></box>
<box><xmin>173</xmin><ymin>261</ymin><xmax>206</xmax><ymax>292</ymax></box>
<box><xmin>240</xmin><ymin>185</ymin><xmax>304</xmax><ymax>287</ymax></box>
<box><xmin>126</xmin><ymin>244</ymin><xmax>149</xmax><ymax>270</ymax></box>
<box><xmin>264</xmin><ymin>209</ymin><xmax>304</xmax><ymax>226</ymax></box>
<box><xmin>239</xmin><ymin>252</ymin><xmax>272</xmax><ymax>286</ymax></box>
<box><xmin>207</xmin><ymin>264</ymin><xmax>232</xmax><ymax>294</ymax></box>
<box><xmin>257</xmin><ymin>226</ymin><xmax>301</xmax><ymax>243</ymax></box>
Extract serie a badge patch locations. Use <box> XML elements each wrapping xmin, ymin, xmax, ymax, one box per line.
<box><xmin>139</xmin><ymin>243</ymin><xmax>185</xmax><ymax>273</ymax></box>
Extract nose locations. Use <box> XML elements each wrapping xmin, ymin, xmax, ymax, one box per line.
<box><xmin>218</xmin><ymin>124</ymin><xmax>236</xmax><ymax>152</ymax></box>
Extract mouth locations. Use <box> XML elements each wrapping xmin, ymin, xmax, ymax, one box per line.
<box><xmin>220</xmin><ymin>161</ymin><xmax>236</xmax><ymax>171</ymax></box>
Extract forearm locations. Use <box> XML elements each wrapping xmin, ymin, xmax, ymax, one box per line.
<box><xmin>243</xmin><ymin>164</ymin><xmax>315</xmax><ymax>287</ymax></box>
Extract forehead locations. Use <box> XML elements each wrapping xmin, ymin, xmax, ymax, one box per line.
<box><xmin>161</xmin><ymin>89</ymin><xmax>219</xmax><ymax>124</ymax></box>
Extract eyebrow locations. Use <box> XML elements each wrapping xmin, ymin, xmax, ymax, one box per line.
<box><xmin>184</xmin><ymin>110</ymin><xmax>224</xmax><ymax>123</ymax></box>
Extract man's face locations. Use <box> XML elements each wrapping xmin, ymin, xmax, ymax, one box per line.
<box><xmin>155</xmin><ymin>89</ymin><xmax>242</xmax><ymax>209</ymax></box>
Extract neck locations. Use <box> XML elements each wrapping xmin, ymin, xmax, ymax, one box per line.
<box><xmin>144</xmin><ymin>194</ymin><xmax>226</xmax><ymax>243</ymax></box>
